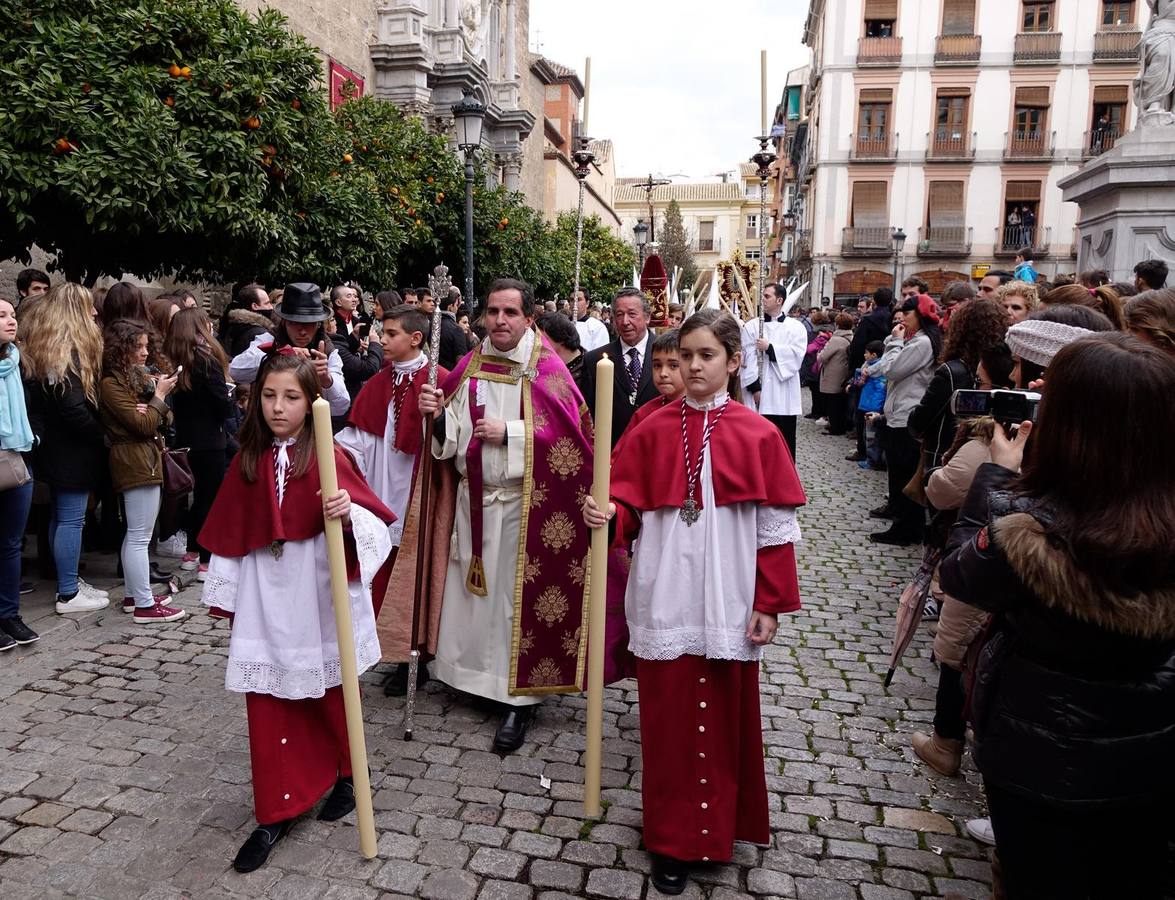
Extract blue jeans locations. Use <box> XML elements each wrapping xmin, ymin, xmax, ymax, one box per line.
<box><xmin>50</xmin><ymin>489</ymin><xmax>90</xmax><ymax>596</ymax></box>
<box><xmin>0</xmin><ymin>479</ymin><xmax>34</xmax><ymax>618</ymax></box>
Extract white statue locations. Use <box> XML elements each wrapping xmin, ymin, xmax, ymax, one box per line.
<box><xmin>460</xmin><ymin>0</ymin><xmax>489</xmax><ymax>61</ymax></box>
<box><xmin>1137</xmin><ymin>0</ymin><xmax>1175</xmax><ymax>125</ymax></box>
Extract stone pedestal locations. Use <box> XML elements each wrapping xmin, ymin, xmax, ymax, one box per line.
<box><xmin>1059</xmin><ymin>126</ymin><xmax>1175</xmax><ymax>281</ymax></box>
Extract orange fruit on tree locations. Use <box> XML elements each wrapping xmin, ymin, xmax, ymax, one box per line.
<box><xmin>168</xmin><ymin>63</ymin><xmax>182</xmax><ymax>77</ymax></box>
<box><xmin>81</xmin><ymin>83</ymin><xmax>91</xmax><ymax>94</ymax></box>
<box><xmin>436</xmin><ymin>192</ymin><xmax>444</xmax><ymax>202</ymax></box>
<box><xmin>290</xmin><ymin>99</ymin><xmax>301</xmax><ymax>110</ymax></box>
<box><xmin>180</xmin><ymin>66</ymin><xmax>191</xmax><ymax>78</ymax></box>
<box><xmin>244</xmin><ymin>116</ymin><xmax>260</xmax><ymax>130</ymax></box>
<box><xmin>164</xmin><ymin>96</ymin><xmax>175</xmax><ymax>107</ymax></box>
<box><xmin>342</xmin><ymin>153</ymin><xmax>353</xmax><ymax>163</ymax></box>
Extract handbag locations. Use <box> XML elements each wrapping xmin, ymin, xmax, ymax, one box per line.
<box><xmin>161</xmin><ymin>446</ymin><xmax>194</xmax><ymax>497</ymax></box>
<box><xmin>0</xmin><ymin>449</ymin><xmax>30</xmax><ymax>491</ymax></box>
<box><xmin>903</xmin><ymin>451</ymin><xmax>928</xmax><ymax>507</ymax></box>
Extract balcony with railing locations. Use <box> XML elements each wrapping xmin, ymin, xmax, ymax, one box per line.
<box><xmin>842</xmin><ymin>226</ymin><xmax>894</xmax><ymax>257</ymax></box>
<box><xmin>994</xmin><ymin>225</ymin><xmax>1052</xmax><ymax>257</ymax></box>
<box><xmin>1083</xmin><ymin>126</ymin><xmax>1122</xmax><ymax>157</ymax></box>
<box><xmin>1004</xmin><ymin>130</ymin><xmax>1055</xmax><ymax>160</ymax></box>
<box><xmin>1093</xmin><ymin>26</ymin><xmax>1141</xmax><ymax>62</ymax></box>
<box><xmin>1013</xmin><ymin>32</ymin><xmax>1062</xmax><ymax>63</ymax></box>
<box><xmin>917</xmin><ymin>226</ymin><xmax>973</xmax><ymax>256</ymax></box>
<box><xmin>796</xmin><ymin>229</ymin><xmax>812</xmax><ymax>261</ymax></box>
<box><xmin>926</xmin><ymin>130</ymin><xmax>975</xmax><ymax>160</ymax></box>
<box><xmin>692</xmin><ymin>237</ymin><xmax>723</xmax><ymax>254</ymax></box>
<box><xmin>857</xmin><ymin>36</ymin><xmax>903</xmax><ymax>66</ymax></box>
<box><xmin>849</xmin><ymin>131</ymin><xmax>899</xmax><ymax>161</ymax></box>
<box><xmin>935</xmin><ymin>34</ymin><xmax>982</xmax><ymax>64</ymax></box>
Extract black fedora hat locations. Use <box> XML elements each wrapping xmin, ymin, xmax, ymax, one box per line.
<box><xmin>275</xmin><ymin>283</ymin><xmax>330</xmax><ymax>323</ymax></box>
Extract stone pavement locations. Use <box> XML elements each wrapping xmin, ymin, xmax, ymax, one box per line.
<box><xmin>0</xmin><ymin>416</ymin><xmax>992</xmax><ymax>900</ymax></box>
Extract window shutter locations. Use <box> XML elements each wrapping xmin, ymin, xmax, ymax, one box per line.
<box><xmin>937</xmin><ymin>86</ymin><xmax>971</xmax><ymax>98</ymax></box>
<box><xmin>1093</xmin><ymin>84</ymin><xmax>1130</xmax><ymax>104</ymax></box>
<box><xmin>864</xmin><ymin>0</ymin><xmax>899</xmax><ymax>19</ymax></box>
<box><xmin>942</xmin><ymin>0</ymin><xmax>976</xmax><ymax>35</ymax></box>
<box><xmin>852</xmin><ymin>181</ymin><xmax>889</xmax><ymax>227</ymax></box>
<box><xmin>1005</xmin><ymin>181</ymin><xmax>1042</xmax><ymax>202</ymax></box>
<box><xmin>1014</xmin><ymin>86</ymin><xmax>1051</xmax><ymax>108</ymax></box>
<box><xmin>699</xmin><ymin>221</ymin><xmax>715</xmax><ymax>241</ymax></box>
<box><xmin>928</xmin><ymin>181</ymin><xmax>966</xmax><ymax>229</ymax></box>
<box><xmin>859</xmin><ymin>88</ymin><xmax>894</xmax><ymax>103</ymax></box>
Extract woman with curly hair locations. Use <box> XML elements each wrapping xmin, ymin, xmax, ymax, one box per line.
<box><xmin>909</xmin><ymin>297</ymin><xmax>1010</xmax><ymax>479</ymax></box>
<box><xmin>1125</xmin><ymin>288</ymin><xmax>1175</xmax><ymax>357</ymax></box>
<box><xmin>20</xmin><ymin>283</ymin><xmax>111</xmax><ymax>613</ymax></box>
<box><xmin>100</xmin><ymin>282</ymin><xmax>166</xmax><ymax>369</ymax></box>
<box><xmin>995</xmin><ymin>280</ymin><xmax>1040</xmax><ymax>326</ymax></box>
<box><xmin>1042</xmin><ymin>282</ymin><xmax>1125</xmax><ymax>330</ymax></box>
<box><xmin>99</xmin><ymin>320</ymin><xmax>185</xmax><ymax>624</ymax></box>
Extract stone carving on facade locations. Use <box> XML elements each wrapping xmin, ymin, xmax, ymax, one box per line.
<box><xmin>460</xmin><ymin>0</ymin><xmax>489</xmax><ymax>61</ymax></box>
<box><xmin>1137</xmin><ymin>0</ymin><xmax>1175</xmax><ymax>125</ymax></box>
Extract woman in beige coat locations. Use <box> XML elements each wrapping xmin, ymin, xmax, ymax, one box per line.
<box><xmin>817</xmin><ymin>313</ymin><xmax>855</xmax><ymax>435</ymax></box>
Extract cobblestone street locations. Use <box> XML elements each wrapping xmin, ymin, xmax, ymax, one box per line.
<box><xmin>0</xmin><ymin>416</ymin><xmax>992</xmax><ymax>900</ymax></box>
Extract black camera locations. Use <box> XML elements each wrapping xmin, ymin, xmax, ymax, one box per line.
<box><xmin>950</xmin><ymin>389</ymin><xmax>1041</xmax><ymax>424</ymax></box>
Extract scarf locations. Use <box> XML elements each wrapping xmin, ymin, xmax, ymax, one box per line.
<box><xmin>0</xmin><ymin>346</ymin><xmax>33</xmax><ymax>453</ymax></box>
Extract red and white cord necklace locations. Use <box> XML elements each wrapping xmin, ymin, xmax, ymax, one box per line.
<box><xmin>679</xmin><ymin>397</ymin><xmax>728</xmax><ymax>526</ymax></box>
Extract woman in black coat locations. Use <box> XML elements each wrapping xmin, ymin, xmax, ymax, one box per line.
<box><xmin>940</xmin><ymin>333</ymin><xmax>1175</xmax><ymax>899</ymax></box>
<box><xmin>164</xmin><ymin>308</ymin><xmax>235</xmax><ymax>577</ymax></box>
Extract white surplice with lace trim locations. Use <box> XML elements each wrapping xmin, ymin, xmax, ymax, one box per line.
<box><xmin>200</xmin><ymin>438</ymin><xmax>392</xmax><ymax>700</ymax></box>
<box><xmin>336</xmin><ymin>352</ymin><xmax>428</xmax><ymax>548</ymax></box>
<box><xmin>624</xmin><ymin>393</ymin><xmax>801</xmax><ymax>663</ymax></box>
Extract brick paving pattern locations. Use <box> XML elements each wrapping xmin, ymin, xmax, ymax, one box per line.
<box><xmin>0</xmin><ymin>417</ymin><xmax>992</xmax><ymax>899</ymax></box>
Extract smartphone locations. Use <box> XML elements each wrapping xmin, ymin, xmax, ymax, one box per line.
<box><xmin>174</xmin><ymin>365</ymin><xmax>184</xmax><ymax>374</ymax></box>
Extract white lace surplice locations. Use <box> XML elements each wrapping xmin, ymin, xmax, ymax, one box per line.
<box><xmin>625</xmin><ymin>444</ymin><xmax>801</xmax><ymax>663</ymax></box>
<box><xmin>201</xmin><ymin>504</ymin><xmax>391</xmax><ymax>700</ymax></box>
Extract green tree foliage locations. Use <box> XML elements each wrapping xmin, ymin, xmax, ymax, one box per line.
<box><xmin>656</xmin><ymin>199</ymin><xmax>697</xmax><ymax>293</ymax></box>
<box><xmin>547</xmin><ymin>212</ymin><xmax>636</xmax><ymax>304</ymax></box>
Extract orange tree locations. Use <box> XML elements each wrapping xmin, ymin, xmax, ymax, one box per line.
<box><xmin>0</xmin><ymin>0</ymin><xmax>402</xmax><ymax>286</ymax></box>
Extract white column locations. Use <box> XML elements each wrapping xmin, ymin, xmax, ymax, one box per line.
<box><xmin>445</xmin><ymin>0</ymin><xmax>458</xmax><ymax>27</ymax></box>
<box><xmin>505</xmin><ymin>0</ymin><xmax>517</xmax><ymax>80</ymax></box>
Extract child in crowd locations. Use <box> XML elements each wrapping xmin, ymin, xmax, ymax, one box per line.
<box><xmin>624</xmin><ymin>329</ymin><xmax>685</xmax><ymax>434</ymax></box>
<box><xmin>225</xmin><ymin>383</ymin><xmax>249</xmax><ymax>462</ymax></box>
<box><xmin>852</xmin><ymin>340</ymin><xmax>888</xmax><ymax>470</ymax></box>
<box><xmin>583</xmin><ymin>309</ymin><xmax>806</xmax><ymax>896</ymax></box>
<box><xmin>199</xmin><ymin>353</ymin><xmax>395</xmax><ymax>874</ymax></box>
<box><xmin>336</xmin><ymin>304</ymin><xmax>448</xmax><ymax>696</ymax></box>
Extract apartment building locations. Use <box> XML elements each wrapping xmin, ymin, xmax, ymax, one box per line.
<box><xmin>792</xmin><ymin>0</ymin><xmax>1147</xmax><ymax>303</ymax></box>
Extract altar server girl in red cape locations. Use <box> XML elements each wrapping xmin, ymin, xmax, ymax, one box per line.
<box><xmin>584</xmin><ymin>308</ymin><xmax>806</xmax><ymax>896</ymax></box>
<box><xmin>199</xmin><ymin>352</ymin><xmax>395</xmax><ymax>874</ymax></box>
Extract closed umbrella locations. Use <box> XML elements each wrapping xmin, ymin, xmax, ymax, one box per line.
<box><xmin>884</xmin><ymin>546</ymin><xmax>940</xmax><ymax>687</ymax></box>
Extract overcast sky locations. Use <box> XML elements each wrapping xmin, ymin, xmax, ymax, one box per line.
<box><xmin>530</xmin><ymin>0</ymin><xmax>809</xmax><ymax>181</ymax></box>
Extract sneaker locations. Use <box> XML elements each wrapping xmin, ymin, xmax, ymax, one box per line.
<box><xmin>56</xmin><ymin>592</ymin><xmax>110</xmax><ymax>614</ymax></box>
<box><xmin>966</xmin><ymin>817</ymin><xmax>996</xmax><ymax>846</ymax></box>
<box><xmin>858</xmin><ymin>460</ymin><xmax>872</xmax><ymax>469</ymax></box>
<box><xmin>125</xmin><ymin>593</ymin><xmax>173</xmax><ymax>614</ymax></box>
<box><xmin>0</xmin><ymin>616</ymin><xmax>40</xmax><ymax>645</ymax></box>
<box><xmin>180</xmin><ymin>552</ymin><xmax>199</xmax><ymax>572</ymax></box>
<box><xmin>197</xmin><ymin>563</ymin><xmax>208</xmax><ymax>582</ymax></box>
<box><xmin>150</xmin><ymin>562</ymin><xmax>173</xmax><ymax>582</ymax></box>
<box><xmin>868</xmin><ymin>505</ymin><xmax>896</xmax><ymax>519</ymax></box>
<box><xmin>77</xmin><ymin>579</ymin><xmax>109</xmax><ymax>599</ymax></box>
<box><xmin>19</xmin><ymin>581</ymin><xmax>34</xmax><ymax>595</ymax></box>
<box><xmin>132</xmin><ymin>600</ymin><xmax>186</xmax><ymax>624</ymax></box>
<box><xmin>923</xmin><ymin>597</ymin><xmax>941</xmax><ymax>621</ymax></box>
<box><xmin>157</xmin><ymin>531</ymin><xmax>188</xmax><ymax>558</ymax></box>
<box><xmin>0</xmin><ymin>630</ymin><xmax>14</xmax><ymax>652</ymax></box>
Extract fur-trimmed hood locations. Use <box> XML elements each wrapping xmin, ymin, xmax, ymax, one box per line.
<box><xmin>227</xmin><ymin>308</ymin><xmax>273</xmax><ymax>330</ymax></box>
<box><xmin>992</xmin><ymin>512</ymin><xmax>1175</xmax><ymax>641</ymax></box>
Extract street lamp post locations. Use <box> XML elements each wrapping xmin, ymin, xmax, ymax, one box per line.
<box><xmin>452</xmin><ymin>88</ymin><xmax>486</xmax><ymax>321</ymax></box>
<box><xmin>891</xmin><ymin>227</ymin><xmax>907</xmax><ymax>294</ymax></box>
<box><xmin>782</xmin><ymin>208</ymin><xmax>797</xmax><ymax>281</ymax></box>
<box><xmin>633</xmin><ymin>173</ymin><xmax>671</xmax><ymax>243</ymax></box>
<box><xmin>633</xmin><ymin>220</ymin><xmax>649</xmax><ymax>273</ymax></box>
<box><xmin>570</xmin><ymin>135</ymin><xmax>597</xmax><ymax>321</ymax></box>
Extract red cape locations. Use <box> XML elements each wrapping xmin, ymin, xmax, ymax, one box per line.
<box><xmin>200</xmin><ymin>443</ymin><xmax>395</xmax><ymax>559</ymax></box>
<box><xmin>346</xmin><ymin>362</ymin><xmax>448</xmax><ymax>457</ymax></box>
<box><xmin>611</xmin><ymin>398</ymin><xmax>806</xmax><ymax>514</ymax></box>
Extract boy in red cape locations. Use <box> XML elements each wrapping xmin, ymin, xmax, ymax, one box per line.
<box><xmin>585</xmin><ymin>310</ymin><xmax>805</xmax><ymax>896</ymax></box>
<box><xmin>200</xmin><ymin>353</ymin><xmax>395</xmax><ymax>874</ymax></box>
<box><xmin>336</xmin><ymin>304</ymin><xmax>449</xmax><ymax>696</ymax></box>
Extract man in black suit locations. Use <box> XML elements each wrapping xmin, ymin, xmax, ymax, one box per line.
<box><xmin>579</xmin><ymin>287</ymin><xmax>660</xmax><ymax>447</ymax></box>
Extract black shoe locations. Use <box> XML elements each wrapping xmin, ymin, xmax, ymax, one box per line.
<box><xmin>232</xmin><ymin>819</ymin><xmax>293</xmax><ymax>873</ymax></box>
<box><xmin>493</xmin><ymin>706</ymin><xmax>536</xmax><ymax>754</ymax></box>
<box><xmin>868</xmin><ymin>505</ymin><xmax>896</xmax><ymax>519</ymax></box>
<box><xmin>150</xmin><ymin>563</ymin><xmax>172</xmax><ymax>582</ymax></box>
<box><xmin>845</xmin><ymin>452</ymin><xmax>866</xmax><ymax>462</ymax></box>
<box><xmin>0</xmin><ymin>617</ymin><xmax>39</xmax><ymax>645</ymax></box>
<box><xmin>19</xmin><ymin>581</ymin><xmax>33</xmax><ymax>595</ymax></box>
<box><xmin>869</xmin><ymin>528</ymin><xmax>921</xmax><ymax>546</ymax></box>
<box><xmin>317</xmin><ymin>777</ymin><xmax>355</xmax><ymax>821</ymax></box>
<box><xmin>383</xmin><ymin>661</ymin><xmax>430</xmax><ymax>697</ymax></box>
<box><xmin>650</xmin><ymin>853</ymin><xmax>690</xmax><ymax>895</ymax></box>
<box><xmin>0</xmin><ymin>630</ymin><xmax>15</xmax><ymax>652</ymax></box>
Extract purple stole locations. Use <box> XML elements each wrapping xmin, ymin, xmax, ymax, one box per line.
<box><xmin>440</xmin><ymin>331</ymin><xmax>595</xmax><ymax>695</ymax></box>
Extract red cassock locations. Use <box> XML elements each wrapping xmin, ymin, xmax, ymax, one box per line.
<box><xmin>200</xmin><ymin>445</ymin><xmax>395</xmax><ymax>825</ymax></box>
<box><xmin>609</xmin><ymin>398</ymin><xmax>806</xmax><ymax>862</ymax></box>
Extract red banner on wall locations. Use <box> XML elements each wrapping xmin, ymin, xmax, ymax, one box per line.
<box><xmin>329</xmin><ymin>58</ymin><xmax>365</xmax><ymax>111</ymax></box>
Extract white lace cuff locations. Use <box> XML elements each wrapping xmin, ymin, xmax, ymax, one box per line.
<box><xmin>757</xmin><ymin>506</ymin><xmax>801</xmax><ymax>549</ymax></box>
<box><xmin>200</xmin><ymin>555</ymin><xmax>241</xmax><ymax>612</ymax></box>
<box><xmin>351</xmin><ymin>504</ymin><xmax>393</xmax><ymax>589</ymax></box>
